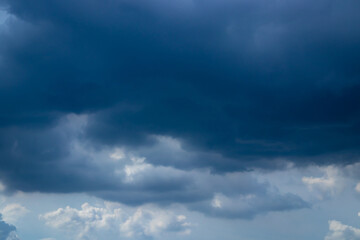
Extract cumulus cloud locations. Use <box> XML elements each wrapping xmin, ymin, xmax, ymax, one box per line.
<box><xmin>0</xmin><ymin>214</ymin><xmax>19</xmax><ymax>240</ymax></box>
<box><xmin>41</xmin><ymin>202</ymin><xmax>123</xmax><ymax>239</ymax></box>
<box><xmin>1</xmin><ymin>204</ymin><xmax>28</xmax><ymax>223</ymax></box>
<box><xmin>325</xmin><ymin>219</ymin><xmax>360</xmax><ymax>240</ymax></box>
<box><xmin>120</xmin><ymin>208</ymin><xmax>191</xmax><ymax>238</ymax></box>
<box><xmin>41</xmin><ymin>202</ymin><xmax>191</xmax><ymax>240</ymax></box>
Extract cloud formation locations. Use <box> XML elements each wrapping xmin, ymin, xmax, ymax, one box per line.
<box><xmin>1</xmin><ymin>204</ymin><xmax>28</xmax><ymax>224</ymax></box>
<box><xmin>0</xmin><ymin>114</ymin><xmax>308</xmax><ymax>219</ymax></box>
<box><xmin>41</xmin><ymin>202</ymin><xmax>191</xmax><ymax>240</ymax></box>
<box><xmin>0</xmin><ymin>214</ymin><xmax>19</xmax><ymax>240</ymax></box>
<box><xmin>0</xmin><ymin>0</ymin><xmax>359</xmax><ymax>172</ymax></box>
<box><xmin>302</xmin><ymin>166</ymin><xmax>346</xmax><ymax>200</ymax></box>
<box><xmin>0</xmin><ymin>0</ymin><xmax>358</xmax><ymax>230</ymax></box>
<box><xmin>325</xmin><ymin>219</ymin><xmax>360</xmax><ymax>240</ymax></box>
<box><xmin>190</xmin><ymin>191</ymin><xmax>308</xmax><ymax>219</ymax></box>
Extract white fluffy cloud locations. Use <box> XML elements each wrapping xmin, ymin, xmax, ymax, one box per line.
<box><xmin>325</xmin><ymin>219</ymin><xmax>360</xmax><ymax>240</ymax></box>
<box><xmin>1</xmin><ymin>204</ymin><xmax>28</xmax><ymax>224</ymax></box>
<box><xmin>120</xmin><ymin>208</ymin><xmax>191</xmax><ymax>238</ymax></box>
<box><xmin>41</xmin><ymin>202</ymin><xmax>123</xmax><ymax>239</ymax></box>
<box><xmin>41</xmin><ymin>202</ymin><xmax>191</xmax><ymax>240</ymax></box>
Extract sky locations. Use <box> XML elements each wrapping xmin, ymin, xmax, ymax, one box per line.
<box><xmin>0</xmin><ymin>0</ymin><xmax>359</xmax><ymax>239</ymax></box>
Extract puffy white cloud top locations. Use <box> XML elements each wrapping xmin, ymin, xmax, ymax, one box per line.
<box><xmin>325</xmin><ymin>220</ymin><xmax>360</xmax><ymax>240</ymax></box>
<box><xmin>41</xmin><ymin>202</ymin><xmax>191</xmax><ymax>240</ymax></box>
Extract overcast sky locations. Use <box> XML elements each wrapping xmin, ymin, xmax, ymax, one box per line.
<box><xmin>0</xmin><ymin>0</ymin><xmax>360</xmax><ymax>239</ymax></box>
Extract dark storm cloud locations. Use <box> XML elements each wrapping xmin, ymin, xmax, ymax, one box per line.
<box><xmin>0</xmin><ymin>0</ymin><xmax>358</xmax><ymax>211</ymax></box>
<box><xmin>0</xmin><ymin>115</ymin><xmax>309</xmax><ymax>218</ymax></box>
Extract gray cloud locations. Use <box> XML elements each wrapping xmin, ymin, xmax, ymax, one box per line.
<box><xmin>189</xmin><ymin>192</ymin><xmax>308</xmax><ymax>219</ymax></box>
<box><xmin>0</xmin><ymin>214</ymin><xmax>19</xmax><ymax>240</ymax></box>
<box><xmin>0</xmin><ymin>0</ymin><xmax>359</xmax><ymax>167</ymax></box>
<box><xmin>0</xmin><ymin>115</ymin><xmax>308</xmax><ymax>218</ymax></box>
<box><xmin>0</xmin><ymin>0</ymin><xmax>358</xmax><ymax>221</ymax></box>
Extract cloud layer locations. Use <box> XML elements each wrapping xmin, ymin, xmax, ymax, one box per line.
<box><xmin>0</xmin><ymin>0</ymin><xmax>359</xmax><ymax>172</ymax></box>
<box><xmin>0</xmin><ymin>0</ymin><xmax>358</xmax><ymax>234</ymax></box>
